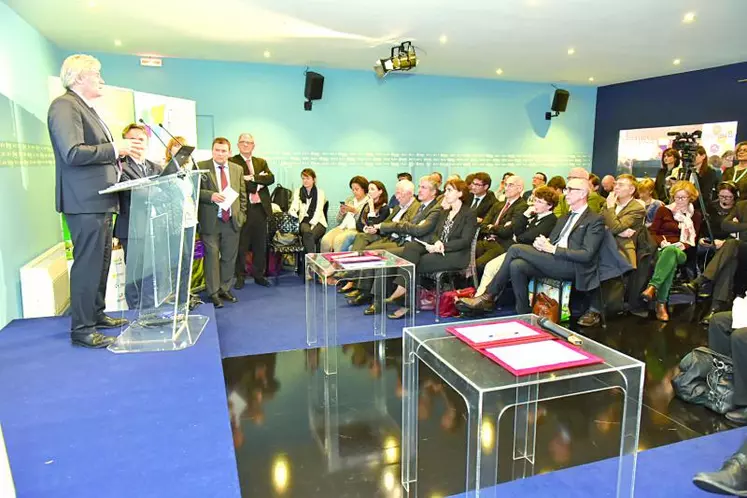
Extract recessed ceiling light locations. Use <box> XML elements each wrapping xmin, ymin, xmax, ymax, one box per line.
<box><xmin>495</xmin><ymin>68</ymin><xmax>503</xmax><ymax>75</ymax></box>
<box><xmin>88</xmin><ymin>0</ymin><xmax>96</xmax><ymax>6</ymax></box>
<box><xmin>567</xmin><ymin>48</ymin><xmax>575</xmax><ymax>55</ymax></box>
<box><xmin>673</xmin><ymin>58</ymin><xmax>681</xmax><ymax>65</ymax></box>
<box><xmin>683</xmin><ymin>12</ymin><xmax>696</xmax><ymax>23</ymax></box>
<box><xmin>439</xmin><ymin>35</ymin><xmax>448</xmax><ymax>45</ymax></box>
<box><xmin>263</xmin><ymin>50</ymin><xmax>271</xmax><ymax>58</ymax></box>
<box><xmin>114</xmin><ymin>40</ymin><xmax>122</xmax><ymax>47</ymax></box>
<box><xmin>588</xmin><ymin>77</ymin><xmax>595</xmax><ymax>82</ymax></box>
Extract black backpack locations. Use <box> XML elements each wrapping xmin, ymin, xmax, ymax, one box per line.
<box><xmin>271</xmin><ymin>184</ymin><xmax>292</xmax><ymax>212</ymax></box>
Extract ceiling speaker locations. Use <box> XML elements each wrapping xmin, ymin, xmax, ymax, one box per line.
<box><xmin>304</xmin><ymin>72</ymin><xmax>324</xmax><ymax>101</ymax></box>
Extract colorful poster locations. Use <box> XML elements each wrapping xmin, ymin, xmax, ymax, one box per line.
<box><xmin>133</xmin><ymin>92</ymin><xmax>197</xmax><ymax>163</ymax></box>
<box><xmin>617</xmin><ymin>121</ymin><xmax>739</xmax><ymax>178</ymax></box>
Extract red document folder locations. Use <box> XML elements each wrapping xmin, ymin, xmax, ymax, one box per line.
<box><xmin>479</xmin><ymin>339</ymin><xmax>604</xmax><ymax>376</ymax></box>
<box><xmin>445</xmin><ymin>320</ymin><xmax>554</xmax><ymax>349</ymax></box>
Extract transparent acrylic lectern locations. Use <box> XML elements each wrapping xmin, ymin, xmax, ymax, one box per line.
<box><xmin>402</xmin><ymin>314</ymin><xmax>645</xmax><ymax>498</ymax></box>
<box><xmin>99</xmin><ymin>170</ymin><xmax>208</xmax><ymax>353</ymax></box>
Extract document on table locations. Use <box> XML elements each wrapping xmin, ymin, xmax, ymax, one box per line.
<box><xmin>217</xmin><ymin>186</ymin><xmax>238</xmax><ymax>211</ymax></box>
<box><xmin>482</xmin><ymin>340</ymin><xmax>602</xmax><ymax>375</ymax></box>
<box><xmin>447</xmin><ymin>321</ymin><xmax>548</xmax><ymax>347</ymax></box>
<box><xmin>339</xmin><ymin>260</ymin><xmax>388</xmax><ymax>269</ymax></box>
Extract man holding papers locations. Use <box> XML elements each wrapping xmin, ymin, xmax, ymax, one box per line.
<box><xmin>198</xmin><ymin>137</ymin><xmax>247</xmax><ymax>308</ymax></box>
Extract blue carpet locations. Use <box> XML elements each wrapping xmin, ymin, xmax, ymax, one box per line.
<box><xmin>0</xmin><ymin>305</ymin><xmax>240</xmax><ymax>498</ymax></box>
<box><xmin>448</xmin><ymin>427</ymin><xmax>747</xmax><ymax>498</ymax></box>
<box><xmin>215</xmin><ymin>276</ymin><xmax>514</xmax><ymax>358</ymax></box>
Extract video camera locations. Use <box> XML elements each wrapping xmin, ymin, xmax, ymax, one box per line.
<box><xmin>667</xmin><ymin>130</ymin><xmax>702</xmax><ymax>175</ymax></box>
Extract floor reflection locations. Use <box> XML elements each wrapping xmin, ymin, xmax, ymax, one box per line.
<box><xmin>223</xmin><ymin>311</ymin><xmax>735</xmax><ymax>497</ymax></box>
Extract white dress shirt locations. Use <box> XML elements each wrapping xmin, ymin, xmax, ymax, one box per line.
<box><xmin>557</xmin><ymin>205</ymin><xmax>587</xmax><ymax>249</ymax></box>
<box><xmin>213</xmin><ymin>160</ymin><xmax>231</xmax><ymax>218</ymax></box>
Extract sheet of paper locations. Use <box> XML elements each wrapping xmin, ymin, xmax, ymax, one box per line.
<box><xmin>451</xmin><ymin>322</ymin><xmax>542</xmax><ymax>344</ymax></box>
<box><xmin>217</xmin><ymin>186</ymin><xmax>238</xmax><ymax>211</ymax></box>
<box><xmin>485</xmin><ymin>340</ymin><xmax>588</xmax><ymax>371</ymax></box>
<box><xmin>335</xmin><ymin>255</ymin><xmax>383</xmax><ymax>263</ymax></box>
<box><xmin>340</xmin><ymin>260</ymin><xmax>388</xmax><ymax>269</ymax></box>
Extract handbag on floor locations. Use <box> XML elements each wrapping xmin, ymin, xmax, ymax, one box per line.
<box><xmin>672</xmin><ymin>346</ymin><xmax>735</xmax><ymax>414</ymax></box>
<box><xmin>438</xmin><ymin>287</ymin><xmax>476</xmax><ymax>318</ymax></box>
<box><xmin>532</xmin><ymin>292</ymin><xmax>560</xmax><ymax>323</ymax></box>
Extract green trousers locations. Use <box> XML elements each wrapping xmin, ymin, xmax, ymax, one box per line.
<box><xmin>649</xmin><ymin>245</ymin><xmax>687</xmax><ymax>303</ymax></box>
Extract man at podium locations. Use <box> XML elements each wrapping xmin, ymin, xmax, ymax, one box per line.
<box><xmin>47</xmin><ymin>54</ymin><xmax>145</xmax><ymax>349</ymax></box>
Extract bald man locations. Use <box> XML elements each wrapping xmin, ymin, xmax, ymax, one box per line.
<box><xmin>475</xmin><ymin>175</ymin><xmax>527</xmax><ymax>272</ymax></box>
<box><xmin>554</xmin><ymin>167</ymin><xmax>605</xmax><ymax>217</ymax></box>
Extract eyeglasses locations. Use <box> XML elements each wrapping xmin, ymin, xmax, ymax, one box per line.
<box><xmin>238</xmin><ymin>141</ymin><xmax>254</xmax><ymax>145</ymax></box>
<box><xmin>719</xmin><ymin>195</ymin><xmax>735</xmax><ymax>200</ymax></box>
<box><xmin>505</xmin><ymin>183</ymin><xmax>521</xmax><ymax>188</ymax></box>
<box><xmin>563</xmin><ymin>187</ymin><xmax>585</xmax><ymax>193</ymax></box>
<box><xmin>673</xmin><ymin>195</ymin><xmax>690</xmax><ymax>201</ymax></box>
<box><xmin>471</xmin><ymin>182</ymin><xmax>485</xmax><ymax>187</ymax></box>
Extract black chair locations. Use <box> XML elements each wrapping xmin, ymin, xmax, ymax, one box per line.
<box><xmin>267</xmin><ymin>212</ymin><xmax>305</xmax><ymax>284</ymax></box>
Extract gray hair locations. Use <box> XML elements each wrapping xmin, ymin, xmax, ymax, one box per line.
<box><xmin>60</xmin><ymin>54</ymin><xmax>101</xmax><ymax>89</ymax></box>
<box><xmin>396</xmin><ymin>179</ymin><xmax>415</xmax><ymax>195</ymax></box>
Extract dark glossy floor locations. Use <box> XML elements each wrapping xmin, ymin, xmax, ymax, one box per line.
<box><xmin>223</xmin><ymin>301</ymin><xmax>737</xmax><ymax>498</ymax></box>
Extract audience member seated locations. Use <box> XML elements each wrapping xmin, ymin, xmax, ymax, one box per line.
<box><xmin>468</xmin><ymin>172</ymin><xmax>496</xmax><ymax>222</ymax></box>
<box><xmin>494</xmin><ymin>171</ymin><xmax>514</xmax><ymax>203</ymax></box>
<box><xmin>475</xmin><ymin>175</ymin><xmax>528</xmax><ymax>272</ymax></box>
<box><xmin>600</xmin><ymin>175</ymin><xmax>616</xmax><ymax>198</ymax></box>
<box><xmin>523</xmin><ymin>171</ymin><xmax>547</xmax><ymax>202</ymax></box>
<box><xmin>686</xmin><ymin>190</ymin><xmax>747</xmax><ymax>324</ymax></box>
<box><xmin>721</xmin><ymin>150</ymin><xmax>735</xmax><ymax>173</ymax></box>
<box><xmin>337</xmin><ymin>180</ymin><xmax>390</xmax><ymax>255</ymax></box>
<box><xmin>707</xmin><ymin>312</ymin><xmax>747</xmax><ymax>425</ymax></box>
<box><xmin>288</xmin><ymin>168</ymin><xmax>327</xmax><ymax>258</ymax></box>
<box><xmin>637</xmin><ymin>178</ymin><xmax>664</xmax><ymax>227</ymax></box>
<box><xmin>655</xmin><ymin>147</ymin><xmax>681</xmax><ymax>202</ymax></box>
<box><xmin>589</xmin><ymin>173</ymin><xmax>601</xmax><ymax>196</ymax></box>
<box><xmin>554</xmin><ymin>167</ymin><xmax>604</xmax><ymax>216</ymax></box>
<box><xmin>458</xmin><ymin>178</ymin><xmax>607</xmax><ymax>326</ymax></box>
<box><xmin>320</xmin><ymin>175</ymin><xmax>369</xmax><ymax>252</ymax></box>
<box><xmin>460</xmin><ymin>185</ymin><xmax>558</xmax><ymax>302</ymax></box>
<box><xmin>388</xmin><ymin>172</ymin><xmax>412</xmax><ymax>208</ymax></box>
<box><xmin>641</xmin><ymin>181</ymin><xmax>702</xmax><ymax>322</ymax></box>
<box><xmin>344</xmin><ymin>179</ymin><xmax>424</xmax><ymax>305</ymax></box>
<box><xmin>384</xmin><ymin>179</ymin><xmax>478</xmax><ymax>319</ymax></box>
<box><xmin>546</xmin><ymin>175</ymin><xmax>566</xmax><ymax>197</ymax></box>
<box><xmin>430</xmin><ymin>171</ymin><xmax>444</xmax><ymax>198</ymax></box>
<box><xmin>600</xmin><ymin>174</ymin><xmax>646</xmax><ymax>269</ymax></box>
<box><xmin>722</xmin><ymin>141</ymin><xmax>747</xmax><ymax>199</ymax></box>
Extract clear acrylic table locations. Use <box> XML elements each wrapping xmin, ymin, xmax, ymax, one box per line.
<box><xmin>401</xmin><ymin>314</ymin><xmax>645</xmax><ymax>497</ymax></box>
<box><xmin>305</xmin><ymin>250</ymin><xmax>415</xmax><ymax>374</ymax></box>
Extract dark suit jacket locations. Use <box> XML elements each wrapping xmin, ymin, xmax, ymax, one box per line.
<box><xmin>379</xmin><ymin>198</ymin><xmax>442</xmax><ymax>240</ymax></box>
<box><xmin>471</xmin><ymin>191</ymin><xmax>497</xmax><ymax>220</ymax></box>
<box><xmin>549</xmin><ymin>207</ymin><xmax>606</xmax><ymax>291</ymax></box>
<box><xmin>353</xmin><ymin>199</ymin><xmax>421</xmax><ymax>248</ymax></box>
<box><xmin>48</xmin><ymin>90</ymin><xmax>119</xmax><ymax>214</ymax></box>
<box><xmin>197</xmin><ymin>160</ymin><xmax>247</xmax><ymax>234</ymax></box>
<box><xmin>723</xmin><ymin>200</ymin><xmax>747</xmax><ymax>240</ymax></box>
<box><xmin>481</xmin><ymin>197</ymin><xmax>528</xmax><ymax>241</ymax></box>
<box><xmin>513</xmin><ymin>212</ymin><xmax>557</xmax><ymax>245</ymax></box>
<box><xmin>113</xmin><ymin>157</ymin><xmax>163</xmax><ymax>240</ymax></box>
<box><xmin>423</xmin><ymin>204</ymin><xmax>478</xmax><ymax>269</ymax></box>
<box><xmin>230</xmin><ymin>154</ymin><xmax>274</xmax><ymax>216</ymax></box>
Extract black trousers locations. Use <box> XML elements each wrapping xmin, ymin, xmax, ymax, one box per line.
<box><xmin>235</xmin><ymin>204</ymin><xmax>268</xmax><ymax>279</ymax></box>
<box><xmin>487</xmin><ymin>244</ymin><xmax>575</xmax><ymax>314</ymax></box>
<box><xmin>66</xmin><ymin>213</ymin><xmax>113</xmax><ymax>334</ymax></box>
<box><xmin>708</xmin><ymin>311</ymin><xmax>747</xmax><ymax>407</ymax></box>
<box><xmin>703</xmin><ymin>239</ymin><xmax>747</xmax><ymax>304</ymax></box>
<box><xmin>300</xmin><ymin>222</ymin><xmax>326</xmax><ymax>254</ymax></box>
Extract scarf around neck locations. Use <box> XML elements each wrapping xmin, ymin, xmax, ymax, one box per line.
<box><xmin>666</xmin><ymin>202</ymin><xmax>696</xmax><ymax>247</ymax></box>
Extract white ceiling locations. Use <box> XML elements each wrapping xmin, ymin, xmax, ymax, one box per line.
<box><xmin>6</xmin><ymin>0</ymin><xmax>747</xmax><ymax>85</ymax></box>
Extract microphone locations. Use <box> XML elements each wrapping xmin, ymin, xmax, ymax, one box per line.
<box><xmin>158</xmin><ymin>122</ymin><xmax>198</xmax><ymax>170</ymax></box>
<box><xmin>536</xmin><ymin>317</ymin><xmax>583</xmax><ymax>345</ymax></box>
<box><xmin>138</xmin><ymin>118</ymin><xmax>168</xmax><ymax>149</ymax></box>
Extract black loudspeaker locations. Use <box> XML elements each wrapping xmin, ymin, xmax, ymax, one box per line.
<box><xmin>551</xmin><ymin>89</ymin><xmax>570</xmax><ymax>112</ymax></box>
<box><xmin>304</xmin><ymin>71</ymin><xmax>324</xmax><ymax>101</ymax></box>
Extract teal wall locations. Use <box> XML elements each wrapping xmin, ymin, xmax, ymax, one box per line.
<box><xmin>0</xmin><ymin>3</ymin><xmax>62</xmax><ymax>329</ymax></box>
<box><xmin>72</xmin><ymin>52</ymin><xmax>597</xmax><ymax>210</ymax></box>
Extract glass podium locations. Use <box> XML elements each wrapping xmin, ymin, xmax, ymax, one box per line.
<box><xmin>99</xmin><ymin>170</ymin><xmax>208</xmax><ymax>353</ymax></box>
<box><xmin>401</xmin><ymin>314</ymin><xmax>645</xmax><ymax>497</ymax></box>
<box><xmin>305</xmin><ymin>250</ymin><xmax>415</xmax><ymax>374</ymax></box>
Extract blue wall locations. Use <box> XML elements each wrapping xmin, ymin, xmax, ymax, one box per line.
<box><xmin>592</xmin><ymin>62</ymin><xmax>747</xmax><ymax>178</ymax></box>
<box><xmin>0</xmin><ymin>3</ymin><xmax>62</xmax><ymax>329</ymax></box>
<box><xmin>69</xmin><ymin>52</ymin><xmax>598</xmax><ymax>205</ymax></box>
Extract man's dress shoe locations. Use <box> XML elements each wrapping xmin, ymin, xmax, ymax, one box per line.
<box><xmin>693</xmin><ymin>451</ymin><xmax>747</xmax><ymax>496</ymax></box>
<box><xmin>210</xmin><ymin>294</ymin><xmax>224</xmax><ymax>308</ymax></box>
<box><xmin>219</xmin><ymin>290</ymin><xmax>238</xmax><ymax>303</ymax></box>
<box><xmin>71</xmin><ymin>331</ymin><xmax>116</xmax><ymax>349</ymax></box>
<box><xmin>234</xmin><ymin>276</ymin><xmax>245</xmax><ymax>290</ymax></box>
<box><xmin>255</xmin><ymin>277</ymin><xmax>271</xmax><ymax>287</ymax></box>
<box><xmin>95</xmin><ymin>315</ymin><xmax>128</xmax><ymax>329</ymax></box>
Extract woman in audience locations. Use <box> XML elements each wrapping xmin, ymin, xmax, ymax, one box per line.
<box><xmin>385</xmin><ymin>179</ymin><xmax>477</xmax><ymax>319</ymax></box>
<box><xmin>457</xmin><ymin>186</ymin><xmax>558</xmax><ymax>309</ymax></box>
<box><xmin>673</xmin><ymin>146</ymin><xmax>719</xmax><ymax>203</ymax></box>
<box><xmin>722</xmin><ymin>141</ymin><xmax>747</xmax><ymax>199</ymax></box>
<box><xmin>320</xmin><ymin>176</ymin><xmax>369</xmax><ymax>253</ymax></box>
<box><xmin>340</xmin><ymin>181</ymin><xmax>390</xmax><ymax>254</ymax></box>
<box><xmin>546</xmin><ymin>175</ymin><xmax>566</xmax><ymax>197</ymax></box>
<box><xmin>289</xmin><ymin>168</ymin><xmax>328</xmax><ymax>256</ymax></box>
<box><xmin>641</xmin><ymin>181</ymin><xmax>702</xmax><ymax>322</ymax></box>
<box><xmin>637</xmin><ymin>178</ymin><xmax>664</xmax><ymax>227</ymax></box>
<box><xmin>722</xmin><ymin>150</ymin><xmax>735</xmax><ymax>172</ymax></box>
<box><xmin>655</xmin><ymin>148</ymin><xmax>681</xmax><ymax>202</ymax></box>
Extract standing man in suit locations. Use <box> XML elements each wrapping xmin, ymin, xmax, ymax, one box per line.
<box><xmin>113</xmin><ymin>123</ymin><xmax>162</xmax><ymax>310</ymax></box>
<box><xmin>48</xmin><ymin>54</ymin><xmax>144</xmax><ymax>348</ymax></box>
<box><xmin>599</xmin><ymin>174</ymin><xmax>645</xmax><ymax>269</ymax></box>
<box><xmin>458</xmin><ymin>178</ymin><xmax>605</xmax><ymax>317</ymax></box>
<box><xmin>469</xmin><ymin>172</ymin><xmax>496</xmax><ymax>222</ymax></box>
<box><xmin>231</xmin><ymin>133</ymin><xmax>274</xmax><ymax>288</ymax></box>
<box><xmin>197</xmin><ymin>138</ymin><xmax>247</xmax><ymax>308</ymax></box>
